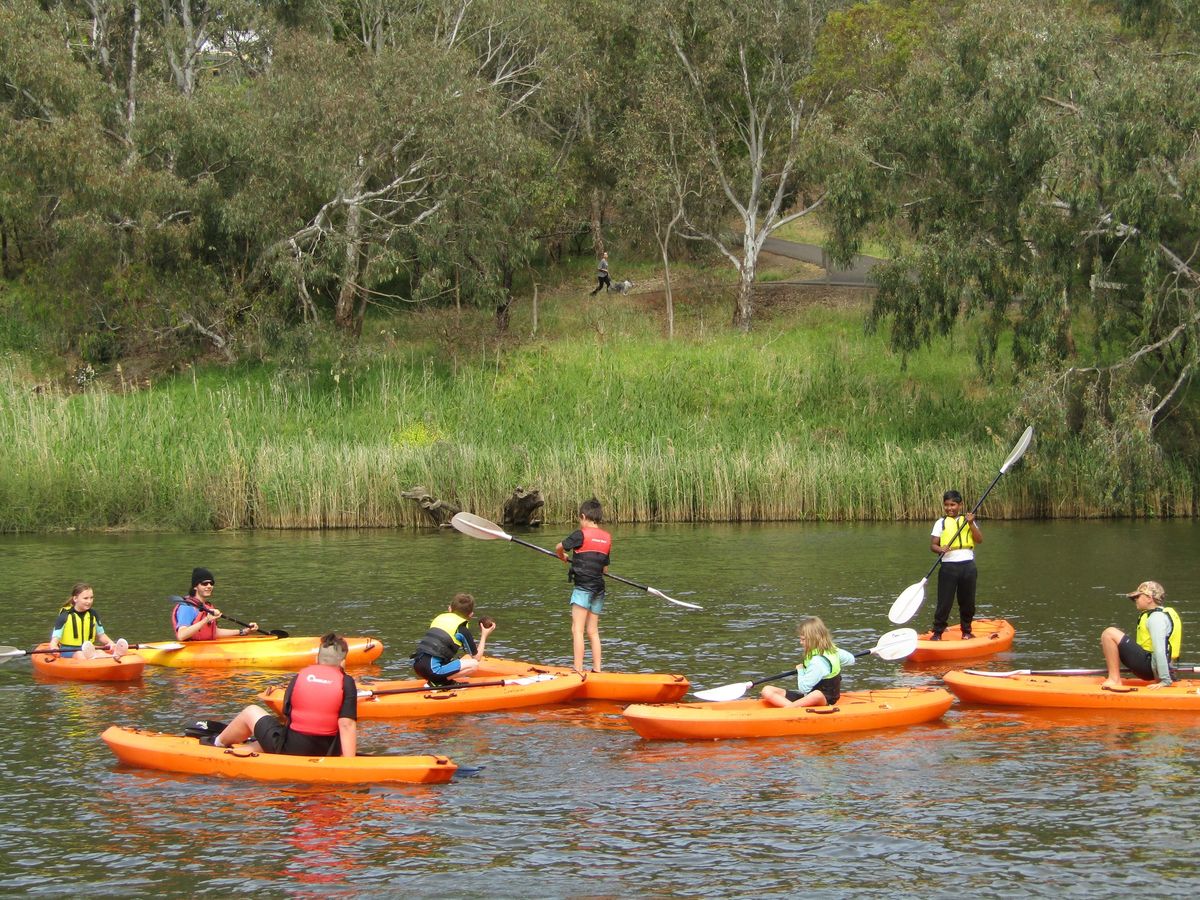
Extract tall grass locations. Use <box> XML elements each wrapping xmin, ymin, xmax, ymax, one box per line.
<box><xmin>0</xmin><ymin>298</ymin><xmax>1195</xmax><ymax>531</ymax></box>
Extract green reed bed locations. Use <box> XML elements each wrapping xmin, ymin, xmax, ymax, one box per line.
<box><xmin>0</xmin><ymin>303</ymin><xmax>1195</xmax><ymax>530</ymax></box>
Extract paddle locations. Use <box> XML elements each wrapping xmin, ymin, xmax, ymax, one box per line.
<box><xmin>170</xmin><ymin>595</ymin><xmax>289</xmax><ymax>638</ymax></box>
<box><xmin>964</xmin><ymin>665</ymin><xmax>1200</xmax><ymax>678</ymax></box>
<box><xmin>450</xmin><ymin>512</ymin><xmax>702</xmax><ymax>610</ymax></box>
<box><xmin>0</xmin><ymin>639</ymin><xmax>182</xmax><ymax>662</ymax></box>
<box><xmin>693</xmin><ymin>627</ymin><xmax>920</xmax><ymax>702</ymax></box>
<box><xmin>888</xmin><ymin>426</ymin><xmax>1034</xmax><ymax>625</ymax></box>
<box><xmin>356</xmin><ymin>673</ymin><xmax>558</xmax><ymax>698</ymax></box>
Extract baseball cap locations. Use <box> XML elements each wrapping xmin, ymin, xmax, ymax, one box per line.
<box><xmin>1125</xmin><ymin>581</ymin><xmax>1165</xmax><ymax>602</ymax></box>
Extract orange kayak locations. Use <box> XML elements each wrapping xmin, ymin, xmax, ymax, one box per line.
<box><xmin>101</xmin><ymin>726</ymin><xmax>456</xmax><ymax>784</ymax></box>
<box><xmin>943</xmin><ymin>669</ymin><xmax>1200</xmax><ymax>710</ymax></box>
<box><xmin>475</xmin><ymin>656</ymin><xmax>690</xmax><ymax>703</ymax></box>
<box><xmin>133</xmin><ymin>634</ymin><xmax>383</xmax><ymax>669</ymax></box>
<box><xmin>259</xmin><ymin>672</ymin><xmax>583</xmax><ymax>719</ymax></box>
<box><xmin>30</xmin><ymin>644</ymin><xmax>145</xmax><ymax>682</ymax></box>
<box><xmin>623</xmin><ymin>688</ymin><xmax>954</xmax><ymax>740</ymax></box>
<box><xmin>907</xmin><ymin>618</ymin><xmax>1015</xmax><ymax>663</ymax></box>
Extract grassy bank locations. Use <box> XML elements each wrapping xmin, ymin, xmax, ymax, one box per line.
<box><xmin>1</xmin><ymin>272</ymin><xmax>1195</xmax><ymax>531</ymax></box>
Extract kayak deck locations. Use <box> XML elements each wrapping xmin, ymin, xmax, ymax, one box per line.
<box><xmin>476</xmin><ymin>656</ymin><xmax>690</xmax><ymax>703</ymax></box>
<box><xmin>943</xmin><ymin>669</ymin><xmax>1200</xmax><ymax>710</ymax></box>
<box><xmin>134</xmin><ymin>634</ymin><xmax>383</xmax><ymax>669</ymax></box>
<box><xmin>623</xmin><ymin>688</ymin><xmax>955</xmax><ymax>740</ymax></box>
<box><xmin>31</xmin><ymin>644</ymin><xmax>145</xmax><ymax>682</ymax></box>
<box><xmin>101</xmin><ymin>726</ymin><xmax>456</xmax><ymax>784</ymax></box>
<box><xmin>259</xmin><ymin>672</ymin><xmax>584</xmax><ymax>719</ymax></box>
<box><xmin>907</xmin><ymin>618</ymin><xmax>1015</xmax><ymax>663</ymax></box>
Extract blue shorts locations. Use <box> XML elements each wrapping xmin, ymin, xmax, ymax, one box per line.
<box><xmin>413</xmin><ymin>654</ymin><xmax>463</xmax><ymax>686</ymax></box>
<box><xmin>570</xmin><ymin>587</ymin><xmax>604</xmax><ymax>615</ymax></box>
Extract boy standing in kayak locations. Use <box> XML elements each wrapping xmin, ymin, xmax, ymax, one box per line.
<box><xmin>555</xmin><ymin>498</ymin><xmax>612</xmax><ymax>673</ymax></box>
<box><xmin>48</xmin><ymin>583</ymin><xmax>121</xmax><ymax>657</ymax></box>
<box><xmin>172</xmin><ymin>567</ymin><xmax>258</xmax><ymax>641</ymax></box>
<box><xmin>928</xmin><ymin>490</ymin><xmax>983</xmax><ymax>640</ymax></box>
<box><xmin>211</xmin><ymin>633</ymin><xmax>357</xmax><ymax>755</ymax></box>
<box><xmin>412</xmin><ymin>593</ymin><xmax>496</xmax><ymax>685</ymax></box>
<box><xmin>762</xmin><ymin>616</ymin><xmax>856</xmax><ymax>708</ymax></box>
<box><xmin>1100</xmin><ymin>581</ymin><xmax>1181</xmax><ymax>690</ymax></box>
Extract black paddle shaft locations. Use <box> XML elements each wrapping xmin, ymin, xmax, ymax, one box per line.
<box><xmin>749</xmin><ymin>648</ymin><xmax>877</xmax><ymax>690</ymax></box>
<box><xmin>171</xmin><ymin>596</ymin><xmax>288</xmax><ymax>638</ymax></box>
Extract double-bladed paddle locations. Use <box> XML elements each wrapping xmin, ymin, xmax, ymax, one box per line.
<box><xmin>888</xmin><ymin>426</ymin><xmax>1034</xmax><ymax>625</ymax></box>
<box><xmin>963</xmin><ymin>665</ymin><xmax>1200</xmax><ymax>678</ymax></box>
<box><xmin>170</xmin><ymin>595</ymin><xmax>289</xmax><ymax>638</ymax></box>
<box><xmin>356</xmin><ymin>673</ymin><xmax>559</xmax><ymax>698</ymax></box>
<box><xmin>0</xmin><ymin>639</ymin><xmax>184</xmax><ymax>662</ymax></box>
<box><xmin>693</xmin><ymin>628</ymin><xmax>920</xmax><ymax>702</ymax></box>
<box><xmin>450</xmin><ymin>512</ymin><xmax>702</xmax><ymax>610</ymax></box>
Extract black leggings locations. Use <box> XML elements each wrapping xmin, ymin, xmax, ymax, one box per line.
<box><xmin>590</xmin><ymin>273</ymin><xmax>611</xmax><ymax>295</ymax></box>
<box><xmin>934</xmin><ymin>559</ymin><xmax>977</xmax><ymax>633</ymax></box>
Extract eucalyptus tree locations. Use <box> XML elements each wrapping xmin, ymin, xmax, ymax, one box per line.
<box><xmin>646</xmin><ymin>0</ymin><xmax>842</xmax><ymax>331</ymax></box>
<box><xmin>827</xmin><ymin>0</ymin><xmax>1199</xmax><ymax>501</ymax></box>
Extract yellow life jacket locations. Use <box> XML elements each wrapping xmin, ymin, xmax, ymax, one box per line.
<box><xmin>59</xmin><ymin>608</ymin><xmax>98</xmax><ymax>647</ymax></box>
<box><xmin>1135</xmin><ymin>606</ymin><xmax>1182</xmax><ymax>660</ymax></box>
<box><xmin>802</xmin><ymin>648</ymin><xmax>842</xmax><ymax>679</ymax></box>
<box><xmin>414</xmin><ymin>612</ymin><xmax>469</xmax><ymax>660</ymax></box>
<box><xmin>938</xmin><ymin>515</ymin><xmax>975</xmax><ymax>550</ymax></box>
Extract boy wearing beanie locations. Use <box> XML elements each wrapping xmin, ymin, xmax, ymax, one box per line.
<box><xmin>172</xmin><ymin>566</ymin><xmax>259</xmax><ymax>641</ymax></box>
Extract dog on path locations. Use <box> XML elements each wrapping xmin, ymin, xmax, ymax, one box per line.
<box><xmin>612</xmin><ymin>279</ymin><xmax>634</xmax><ymax>295</ymax></box>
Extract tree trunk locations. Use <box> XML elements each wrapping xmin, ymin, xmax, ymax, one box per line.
<box><xmin>660</xmin><ymin>238</ymin><xmax>674</xmax><ymax>340</ymax></box>
<box><xmin>124</xmin><ymin>0</ymin><xmax>141</xmax><ymax>169</ymax></box>
<box><xmin>590</xmin><ymin>187</ymin><xmax>605</xmax><ymax>256</ymax></box>
<box><xmin>734</xmin><ymin>260</ymin><xmax>755</xmax><ymax>331</ymax></box>
<box><xmin>334</xmin><ymin>201</ymin><xmax>365</xmax><ymax>331</ymax></box>
<box><xmin>495</xmin><ymin>264</ymin><xmax>514</xmax><ymax>332</ymax></box>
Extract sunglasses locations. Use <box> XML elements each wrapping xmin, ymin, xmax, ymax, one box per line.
<box><xmin>198</xmin><ymin>580</ymin><xmax>214</xmax><ymax>587</ymax></box>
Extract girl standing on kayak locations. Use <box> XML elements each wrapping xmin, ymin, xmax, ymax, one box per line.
<box><xmin>555</xmin><ymin>498</ymin><xmax>612</xmax><ymax>674</ymax></box>
<box><xmin>762</xmin><ymin>617</ymin><xmax>856</xmax><ymax>708</ymax></box>
<box><xmin>929</xmin><ymin>489</ymin><xmax>983</xmax><ymax>641</ymax></box>
<box><xmin>48</xmin><ymin>583</ymin><xmax>121</xmax><ymax>657</ymax></box>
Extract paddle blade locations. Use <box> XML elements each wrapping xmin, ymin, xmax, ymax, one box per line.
<box><xmin>451</xmin><ymin>512</ymin><xmax>512</xmax><ymax>542</ymax></box>
<box><xmin>1000</xmin><ymin>426</ymin><xmax>1034</xmax><ymax>474</ymax></box>
<box><xmin>0</xmin><ymin>646</ymin><xmax>29</xmax><ymax>662</ymax></box>
<box><xmin>648</xmin><ymin>587</ymin><xmax>703</xmax><ymax>610</ymax></box>
<box><xmin>693</xmin><ymin>680</ymin><xmax>754</xmax><ymax>702</ymax></box>
<box><xmin>869</xmin><ymin>627</ymin><xmax>919</xmax><ymax>661</ymax></box>
<box><xmin>888</xmin><ymin>579</ymin><xmax>926</xmax><ymax>624</ymax></box>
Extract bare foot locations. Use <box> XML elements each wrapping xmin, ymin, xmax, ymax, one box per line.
<box><xmin>1099</xmin><ymin>679</ymin><xmax>1123</xmax><ymax>690</ymax></box>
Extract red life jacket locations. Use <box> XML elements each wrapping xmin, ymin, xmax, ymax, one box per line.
<box><xmin>173</xmin><ymin>598</ymin><xmax>219</xmax><ymax>642</ymax></box>
<box><xmin>569</xmin><ymin>526</ymin><xmax>612</xmax><ymax>592</ymax></box>
<box><xmin>286</xmin><ymin>664</ymin><xmax>347</xmax><ymax>736</ymax></box>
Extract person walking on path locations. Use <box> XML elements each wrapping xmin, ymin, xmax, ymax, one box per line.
<box><xmin>590</xmin><ymin>252</ymin><xmax>612</xmax><ymax>296</ymax></box>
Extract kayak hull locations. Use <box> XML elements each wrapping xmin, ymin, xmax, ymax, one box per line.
<box><xmin>907</xmin><ymin>618</ymin><xmax>1015</xmax><ymax>663</ymax></box>
<box><xmin>476</xmin><ymin>656</ymin><xmax>690</xmax><ymax>703</ymax></box>
<box><xmin>623</xmin><ymin>688</ymin><xmax>955</xmax><ymax>740</ymax></box>
<box><xmin>134</xmin><ymin>635</ymin><xmax>383</xmax><ymax>669</ymax></box>
<box><xmin>101</xmin><ymin>726</ymin><xmax>456</xmax><ymax>784</ymax></box>
<box><xmin>943</xmin><ymin>670</ymin><xmax>1200</xmax><ymax>710</ymax></box>
<box><xmin>260</xmin><ymin>672</ymin><xmax>583</xmax><ymax>719</ymax></box>
<box><xmin>30</xmin><ymin>644</ymin><xmax>145</xmax><ymax>682</ymax></box>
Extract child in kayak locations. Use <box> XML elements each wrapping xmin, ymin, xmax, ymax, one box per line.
<box><xmin>172</xmin><ymin>567</ymin><xmax>258</xmax><ymax>641</ymax></box>
<box><xmin>48</xmin><ymin>583</ymin><xmax>123</xmax><ymax>658</ymax></box>
<box><xmin>411</xmin><ymin>593</ymin><xmax>496</xmax><ymax>685</ymax></box>
<box><xmin>555</xmin><ymin>498</ymin><xmax>612</xmax><ymax>673</ymax></box>
<box><xmin>211</xmin><ymin>633</ymin><xmax>357</xmax><ymax>756</ymax></box>
<box><xmin>1100</xmin><ymin>580</ymin><xmax>1181</xmax><ymax>689</ymax></box>
<box><xmin>762</xmin><ymin>616</ymin><xmax>856</xmax><ymax>708</ymax></box>
<box><xmin>928</xmin><ymin>489</ymin><xmax>983</xmax><ymax>640</ymax></box>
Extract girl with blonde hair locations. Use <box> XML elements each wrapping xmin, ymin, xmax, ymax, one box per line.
<box><xmin>762</xmin><ymin>616</ymin><xmax>856</xmax><ymax>708</ymax></box>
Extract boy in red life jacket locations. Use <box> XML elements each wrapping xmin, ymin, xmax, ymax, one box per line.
<box><xmin>555</xmin><ymin>498</ymin><xmax>612</xmax><ymax>673</ymax></box>
<box><xmin>172</xmin><ymin>567</ymin><xmax>258</xmax><ymax>641</ymax></box>
<box><xmin>210</xmin><ymin>633</ymin><xmax>357</xmax><ymax>756</ymax></box>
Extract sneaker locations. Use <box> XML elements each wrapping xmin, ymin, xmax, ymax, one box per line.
<box><xmin>112</xmin><ymin>638</ymin><xmax>129</xmax><ymax>660</ymax></box>
<box><xmin>198</xmin><ymin>735</ymin><xmax>218</xmax><ymax>746</ymax></box>
<box><xmin>79</xmin><ymin>641</ymin><xmax>97</xmax><ymax>660</ymax></box>
<box><xmin>961</xmin><ymin>631</ymin><xmax>975</xmax><ymax>641</ymax></box>
<box><xmin>929</xmin><ymin>632</ymin><xmax>943</xmax><ymax>642</ymax></box>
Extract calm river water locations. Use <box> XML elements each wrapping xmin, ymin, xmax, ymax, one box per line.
<box><xmin>1</xmin><ymin>521</ymin><xmax>1197</xmax><ymax>897</ymax></box>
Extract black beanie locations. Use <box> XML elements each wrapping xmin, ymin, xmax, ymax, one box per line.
<box><xmin>191</xmin><ymin>567</ymin><xmax>215</xmax><ymax>589</ymax></box>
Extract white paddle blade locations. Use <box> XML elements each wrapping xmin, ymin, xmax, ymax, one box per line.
<box><xmin>450</xmin><ymin>512</ymin><xmax>512</xmax><ymax>542</ymax></box>
<box><xmin>0</xmin><ymin>646</ymin><xmax>28</xmax><ymax>662</ymax></box>
<box><xmin>1000</xmin><ymin>425</ymin><xmax>1034</xmax><ymax>473</ymax></box>
<box><xmin>888</xmin><ymin>579</ymin><xmax>926</xmax><ymax>624</ymax></box>
<box><xmin>871</xmin><ymin>627</ymin><xmax>920</xmax><ymax>661</ymax></box>
<box><xmin>648</xmin><ymin>587</ymin><xmax>703</xmax><ymax>610</ymax></box>
<box><xmin>693</xmin><ymin>680</ymin><xmax>754</xmax><ymax>702</ymax></box>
